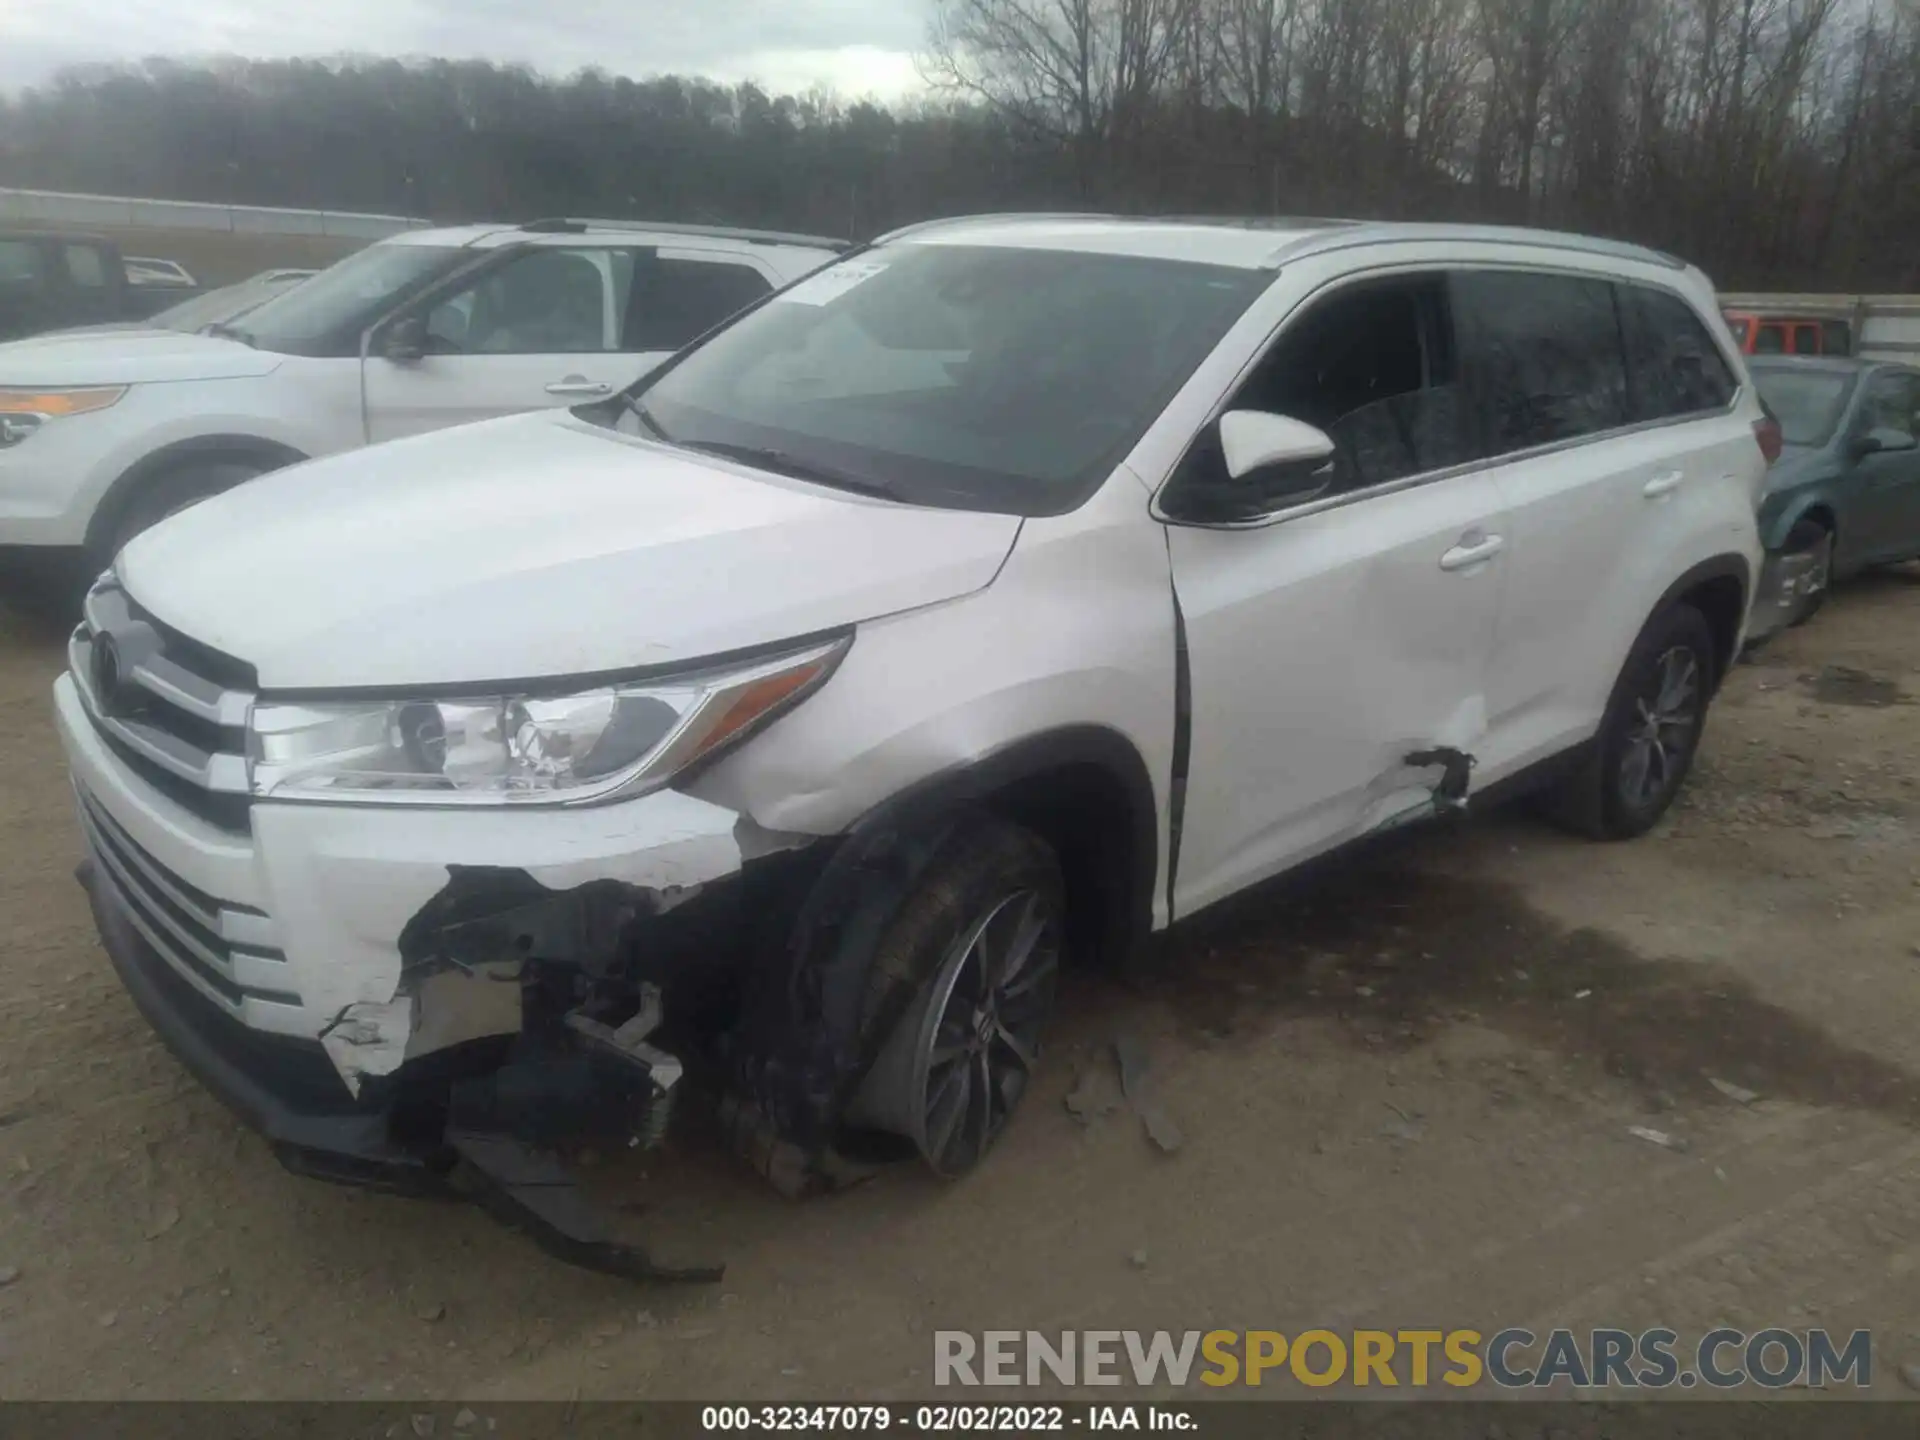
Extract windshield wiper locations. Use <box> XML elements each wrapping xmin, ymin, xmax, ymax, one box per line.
<box><xmin>677</xmin><ymin>440</ymin><xmax>904</xmax><ymax>500</ymax></box>
<box><xmin>203</xmin><ymin>321</ymin><xmax>255</xmax><ymax>347</ymax></box>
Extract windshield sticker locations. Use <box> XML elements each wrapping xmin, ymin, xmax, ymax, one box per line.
<box><xmin>777</xmin><ymin>259</ymin><xmax>889</xmax><ymax>307</ymax></box>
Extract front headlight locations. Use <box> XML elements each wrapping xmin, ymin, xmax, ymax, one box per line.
<box><xmin>247</xmin><ymin>636</ymin><xmax>847</xmax><ymax>805</ymax></box>
<box><xmin>0</xmin><ymin>387</ymin><xmax>127</xmax><ymax>447</ymax></box>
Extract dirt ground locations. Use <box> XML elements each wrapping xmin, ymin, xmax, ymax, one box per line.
<box><xmin>2</xmin><ymin>571</ymin><xmax>1919</xmax><ymax>1403</ymax></box>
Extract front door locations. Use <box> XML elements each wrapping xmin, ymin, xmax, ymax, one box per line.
<box><xmin>1162</xmin><ymin>271</ymin><xmax>1508</xmax><ymax>919</ymax></box>
<box><xmin>362</xmin><ymin>245</ymin><xmax>779</xmax><ymax>444</ymax></box>
<box><xmin>362</xmin><ymin>246</ymin><xmax>656</xmax><ymax>443</ymax></box>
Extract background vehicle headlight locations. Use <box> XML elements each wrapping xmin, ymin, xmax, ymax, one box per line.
<box><xmin>247</xmin><ymin>636</ymin><xmax>847</xmax><ymax>804</ymax></box>
<box><xmin>0</xmin><ymin>386</ymin><xmax>127</xmax><ymax>449</ymax></box>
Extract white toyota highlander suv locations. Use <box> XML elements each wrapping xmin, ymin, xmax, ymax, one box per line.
<box><xmin>54</xmin><ymin>215</ymin><xmax>1768</xmax><ymax>1277</ymax></box>
<box><xmin>0</xmin><ymin>218</ymin><xmax>843</xmax><ymax>603</ymax></box>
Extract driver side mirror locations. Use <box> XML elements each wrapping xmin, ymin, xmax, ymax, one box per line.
<box><xmin>1219</xmin><ymin>409</ymin><xmax>1337</xmax><ymax>498</ymax></box>
<box><xmin>379</xmin><ymin>315</ymin><xmax>428</xmax><ymax>364</ymax></box>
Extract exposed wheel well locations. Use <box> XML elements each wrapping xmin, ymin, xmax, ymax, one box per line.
<box><xmin>1678</xmin><ymin>572</ymin><xmax>1746</xmax><ymax>686</ymax></box>
<box><xmin>86</xmin><ymin>436</ymin><xmax>307</xmax><ymax>555</ymax></box>
<box><xmin>981</xmin><ymin>761</ymin><xmax>1148</xmax><ymax>973</ymax></box>
<box><xmin>1795</xmin><ymin>504</ymin><xmax>1838</xmax><ymax>540</ymax></box>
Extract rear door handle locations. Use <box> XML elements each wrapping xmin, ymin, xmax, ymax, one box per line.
<box><xmin>1643</xmin><ymin>469</ymin><xmax>1685</xmax><ymax>498</ymax></box>
<box><xmin>1439</xmin><ymin>534</ymin><xmax>1505</xmax><ymax>571</ymax></box>
<box><xmin>545</xmin><ymin>377</ymin><xmax>612</xmax><ymax>397</ymax></box>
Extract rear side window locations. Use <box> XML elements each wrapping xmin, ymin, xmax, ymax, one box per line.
<box><xmin>1754</xmin><ymin>323</ymin><xmax>1786</xmax><ymax>354</ymax></box>
<box><xmin>624</xmin><ymin>257</ymin><xmax>772</xmax><ymax>351</ymax></box>
<box><xmin>1861</xmin><ymin>372</ymin><xmax>1920</xmax><ymax>443</ymax></box>
<box><xmin>1619</xmin><ymin>286</ymin><xmax>1737</xmax><ymax>421</ymax></box>
<box><xmin>1791</xmin><ymin>325</ymin><xmax>1820</xmax><ymax>356</ymax></box>
<box><xmin>1453</xmin><ymin>270</ymin><xmax>1627</xmax><ymax>455</ymax></box>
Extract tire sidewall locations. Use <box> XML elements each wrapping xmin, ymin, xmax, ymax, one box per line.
<box><xmin>1594</xmin><ymin>604</ymin><xmax>1717</xmax><ymax>837</ymax></box>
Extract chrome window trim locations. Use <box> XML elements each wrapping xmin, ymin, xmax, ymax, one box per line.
<box><xmin>1149</xmin><ymin>258</ymin><xmax>1745</xmax><ymax>533</ymax></box>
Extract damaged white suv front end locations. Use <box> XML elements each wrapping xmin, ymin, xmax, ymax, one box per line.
<box><xmin>56</xmin><ymin>216</ymin><xmax>1767</xmax><ymax>1280</ymax></box>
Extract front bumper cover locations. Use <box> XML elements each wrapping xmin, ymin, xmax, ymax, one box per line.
<box><xmin>78</xmin><ymin>854</ymin><xmax>723</xmax><ymax>1281</ymax></box>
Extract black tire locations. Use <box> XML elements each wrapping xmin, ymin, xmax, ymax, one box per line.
<box><xmin>1783</xmin><ymin>518</ymin><xmax>1832</xmax><ymax>626</ymax></box>
<box><xmin>100</xmin><ymin>459</ymin><xmax>264</xmax><ymax>564</ymax></box>
<box><xmin>846</xmin><ymin>815</ymin><xmax>1066</xmax><ymax>1178</ymax></box>
<box><xmin>1543</xmin><ymin>603</ymin><xmax>1717</xmax><ymax>840</ymax></box>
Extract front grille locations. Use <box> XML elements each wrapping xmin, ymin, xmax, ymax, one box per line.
<box><xmin>76</xmin><ymin>785</ymin><xmax>301</xmax><ymax>1018</ymax></box>
<box><xmin>70</xmin><ymin>578</ymin><xmax>256</xmax><ymax>834</ymax></box>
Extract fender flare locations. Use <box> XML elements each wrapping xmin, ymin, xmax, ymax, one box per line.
<box><xmin>1640</xmin><ymin>552</ymin><xmax>1753</xmax><ymax>688</ymax></box>
<box><xmin>85</xmin><ymin>434</ymin><xmax>307</xmax><ymax>555</ymax></box>
<box><xmin>1762</xmin><ymin>491</ymin><xmax>1840</xmax><ymax>554</ymax></box>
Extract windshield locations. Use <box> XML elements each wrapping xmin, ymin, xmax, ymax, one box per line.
<box><xmin>1752</xmin><ymin>366</ymin><xmax>1855</xmax><ymax>447</ymax></box>
<box><xmin>625</xmin><ymin>243</ymin><xmax>1272</xmax><ymax>515</ymax></box>
<box><xmin>235</xmin><ymin>242</ymin><xmax>469</xmax><ymax>356</ymax></box>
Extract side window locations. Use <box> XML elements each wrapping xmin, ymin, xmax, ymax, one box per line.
<box><xmin>63</xmin><ymin>245</ymin><xmax>109</xmax><ymax>288</ymax></box>
<box><xmin>1791</xmin><ymin>325</ymin><xmax>1820</xmax><ymax>356</ymax></box>
<box><xmin>1860</xmin><ymin>373</ymin><xmax>1920</xmax><ymax>443</ymax></box>
<box><xmin>1820</xmin><ymin>320</ymin><xmax>1853</xmax><ymax>356</ymax></box>
<box><xmin>1166</xmin><ymin>273</ymin><xmax>1466</xmax><ymax>517</ymax></box>
<box><xmin>425</xmin><ymin>249</ymin><xmax>611</xmax><ymax>355</ymax></box>
<box><xmin>1620</xmin><ymin>285</ymin><xmax>1737</xmax><ymax>421</ymax></box>
<box><xmin>1453</xmin><ymin>270</ymin><xmax>1627</xmax><ymax>454</ymax></box>
<box><xmin>1754</xmin><ymin>323</ymin><xmax>1787</xmax><ymax>354</ymax></box>
<box><xmin>623</xmin><ymin>256</ymin><xmax>772</xmax><ymax>352</ymax></box>
<box><xmin>0</xmin><ymin>240</ymin><xmax>39</xmax><ymax>283</ymax></box>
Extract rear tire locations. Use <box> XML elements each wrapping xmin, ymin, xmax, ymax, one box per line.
<box><xmin>1543</xmin><ymin>603</ymin><xmax>1717</xmax><ymax>840</ymax></box>
<box><xmin>100</xmin><ymin>459</ymin><xmax>265</xmax><ymax>564</ymax></box>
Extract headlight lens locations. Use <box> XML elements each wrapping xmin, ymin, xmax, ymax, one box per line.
<box><xmin>247</xmin><ymin>636</ymin><xmax>847</xmax><ymax>804</ymax></box>
<box><xmin>0</xmin><ymin>386</ymin><xmax>127</xmax><ymax>419</ymax></box>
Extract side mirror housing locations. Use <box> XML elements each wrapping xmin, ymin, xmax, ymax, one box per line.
<box><xmin>380</xmin><ymin>315</ymin><xmax>428</xmax><ymax>363</ymax></box>
<box><xmin>1219</xmin><ymin>409</ymin><xmax>1337</xmax><ymax>498</ymax></box>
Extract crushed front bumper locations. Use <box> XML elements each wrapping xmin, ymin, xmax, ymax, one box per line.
<box><xmin>1744</xmin><ymin>546</ymin><xmax>1823</xmax><ymax>646</ymax></box>
<box><xmin>77</xmin><ymin>851</ymin><xmax>725</xmax><ymax>1281</ymax></box>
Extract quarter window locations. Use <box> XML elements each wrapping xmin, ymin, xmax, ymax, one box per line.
<box><xmin>1620</xmin><ymin>285</ymin><xmax>1737</xmax><ymax>421</ymax></box>
<box><xmin>1454</xmin><ymin>270</ymin><xmax>1628</xmax><ymax>454</ymax></box>
<box><xmin>63</xmin><ymin>244</ymin><xmax>109</xmax><ymax>288</ymax></box>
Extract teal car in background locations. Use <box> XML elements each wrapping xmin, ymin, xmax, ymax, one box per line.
<box><xmin>1746</xmin><ymin>356</ymin><xmax>1920</xmax><ymax>639</ymax></box>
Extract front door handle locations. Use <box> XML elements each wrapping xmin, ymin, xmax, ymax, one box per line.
<box><xmin>1643</xmin><ymin>469</ymin><xmax>1685</xmax><ymax>498</ymax></box>
<box><xmin>545</xmin><ymin>377</ymin><xmax>612</xmax><ymax>397</ymax></box>
<box><xmin>1439</xmin><ymin>534</ymin><xmax>1505</xmax><ymax>571</ymax></box>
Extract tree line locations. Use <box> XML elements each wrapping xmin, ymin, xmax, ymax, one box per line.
<box><xmin>0</xmin><ymin>0</ymin><xmax>1914</xmax><ymax>291</ymax></box>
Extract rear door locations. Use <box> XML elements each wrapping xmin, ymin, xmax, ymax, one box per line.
<box><xmin>1459</xmin><ymin>271</ymin><xmax>1744</xmax><ymax>781</ymax></box>
<box><xmin>1847</xmin><ymin>369</ymin><xmax>1920</xmax><ymax>563</ymax></box>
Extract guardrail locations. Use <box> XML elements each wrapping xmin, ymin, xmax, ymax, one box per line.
<box><xmin>0</xmin><ymin>186</ymin><xmax>431</xmax><ymax>240</ymax></box>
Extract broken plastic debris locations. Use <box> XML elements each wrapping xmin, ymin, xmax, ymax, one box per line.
<box><xmin>1063</xmin><ymin>1060</ymin><xmax>1123</xmax><ymax>1124</ymax></box>
<box><xmin>1627</xmin><ymin>1125</ymin><xmax>1689</xmax><ymax>1152</ymax></box>
<box><xmin>1114</xmin><ymin>1034</ymin><xmax>1185</xmax><ymax>1154</ymax></box>
<box><xmin>1573</xmin><ymin>988</ymin><xmax>1593</xmax><ymax>1000</ymax></box>
<box><xmin>1708</xmin><ymin>1077</ymin><xmax>1760</xmax><ymax>1105</ymax></box>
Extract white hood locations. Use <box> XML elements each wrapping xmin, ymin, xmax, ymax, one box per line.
<box><xmin>0</xmin><ymin>328</ymin><xmax>281</xmax><ymax>385</ymax></box>
<box><xmin>118</xmin><ymin>410</ymin><xmax>1024</xmax><ymax>689</ymax></box>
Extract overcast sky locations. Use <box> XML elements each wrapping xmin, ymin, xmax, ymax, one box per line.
<box><xmin>0</xmin><ymin>0</ymin><xmax>932</xmax><ymax>99</ymax></box>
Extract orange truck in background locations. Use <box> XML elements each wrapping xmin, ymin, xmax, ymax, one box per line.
<box><xmin>1720</xmin><ymin>293</ymin><xmax>1920</xmax><ymax>362</ymax></box>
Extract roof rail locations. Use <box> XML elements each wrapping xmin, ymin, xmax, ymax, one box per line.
<box><xmin>519</xmin><ymin>218</ymin><xmax>851</xmax><ymax>250</ymax></box>
<box><xmin>1264</xmin><ymin>221</ymin><xmax>1686</xmax><ymax>271</ymax></box>
<box><xmin>872</xmin><ymin>212</ymin><xmax>1117</xmax><ymax>245</ymax></box>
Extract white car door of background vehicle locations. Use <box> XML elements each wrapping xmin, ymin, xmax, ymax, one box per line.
<box><xmin>361</xmin><ymin>245</ymin><xmax>775</xmax><ymax>443</ymax></box>
<box><xmin>1162</xmin><ymin>271</ymin><xmax>1510</xmax><ymax>919</ymax></box>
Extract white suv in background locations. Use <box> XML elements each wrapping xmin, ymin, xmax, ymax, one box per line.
<box><xmin>55</xmin><ymin>216</ymin><xmax>1768</xmax><ymax>1277</ymax></box>
<box><xmin>0</xmin><ymin>218</ymin><xmax>843</xmax><ymax>598</ymax></box>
